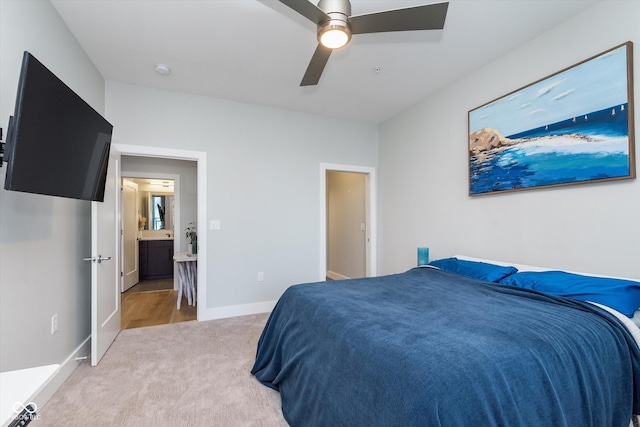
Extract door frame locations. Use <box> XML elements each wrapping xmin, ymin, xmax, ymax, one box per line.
<box><xmin>114</xmin><ymin>144</ymin><xmax>207</xmax><ymax>320</ymax></box>
<box><xmin>319</xmin><ymin>163</ymin><xmax>377</xmax><ymax>280</ymax></box>
<box><xmin>121</xmin><ymin>173</ymin><xmax>181</xmax><ymax>292</ymax></box>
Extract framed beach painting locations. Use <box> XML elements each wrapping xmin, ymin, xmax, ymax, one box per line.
<box><xmin>468</xmin><ymin>41</ymin><xmax>635</xmax><ymax>196</ymax></box>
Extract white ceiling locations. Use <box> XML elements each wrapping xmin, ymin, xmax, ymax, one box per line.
<box><xmin>51</xmin><ymin>0</ymin><xmax>599</xmax><ymax>124</ymax></box>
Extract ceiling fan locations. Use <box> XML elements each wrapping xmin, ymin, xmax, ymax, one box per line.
<box><xmin>279</xmin><ymin>0</ymin><xmax>449</xmax><ymax>86</ymax></box>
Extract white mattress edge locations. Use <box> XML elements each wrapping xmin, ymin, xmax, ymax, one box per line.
<box><xmin>590</xmin><ymin>302</ymin><xmax>640</xmax><ymax>346</ymax></box>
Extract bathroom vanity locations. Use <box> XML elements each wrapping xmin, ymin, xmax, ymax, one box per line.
<box><xmin>139</xmin><ymin>238</ymin><xmax>174</xmax><ymax>280</ymax></box>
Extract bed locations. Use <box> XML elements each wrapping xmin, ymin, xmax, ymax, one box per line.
<box><xmin>251</xmin><ymin>256</ymin><xmax>640</xmax><ymax>426</ymax></box>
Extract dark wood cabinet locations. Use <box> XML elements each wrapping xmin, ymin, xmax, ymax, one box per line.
<box><xmin>139</xmin><ymin>239</ymin><xmax>174</xmax><ymax>280</ymax></box>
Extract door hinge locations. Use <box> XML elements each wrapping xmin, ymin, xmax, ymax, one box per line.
<box><xmin>120</xmin><ymin>271</ymin><xmax>124</xmax><ymax>277</ymax></box>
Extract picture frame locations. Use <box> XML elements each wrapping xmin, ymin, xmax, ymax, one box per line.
<box><xmin>468</xmin><ymin>41</ymin><xmax>635</xmax><ymax>196</ymax></box>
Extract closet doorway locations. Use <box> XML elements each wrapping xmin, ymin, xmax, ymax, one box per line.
<box><xmin>326</xmin><ymin>171</ymin><xmax>367</xmax><ymax>280</ymax></box>
<box><xmin>320</xmin><ymin>163</ymin><xmax>377</xmax><ymax>281</ymax></box>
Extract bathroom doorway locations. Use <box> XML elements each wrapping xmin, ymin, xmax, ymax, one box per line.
<box><xmin>120</xmin><ymin>155</ymin><xmax>198</xmax><ymax>329</ymax></box>
<box><xmin>121</xmin><ymin>176</ymin><xmax>178</xmax><ymax>293</ymax></box>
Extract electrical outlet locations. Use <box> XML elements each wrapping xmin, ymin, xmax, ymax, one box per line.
<box><xmin>257</xmin><ymin>272</ymin><xmax>264</xmax><ymax>282</ymax></box>
<box><xmin>51</xmin><ymin>314</ymin><xmax>58</xmax><ymax>334</ymax></box>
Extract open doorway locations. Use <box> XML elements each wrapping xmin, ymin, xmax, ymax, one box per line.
<box><xmin>117</xmin><ymin>152</ymin><xmax>201</xmax><ymax>329</ymax></box>
<box><xmin>121</xmin><ymin>176</ymin><xmax>177</xmax><ymax>293</ymax></box>
<box><xmin>326</xmin><ymin>171</ymin><xmax>367</xmax><ymax>280</ymax></box>
<box><xmin>319</xmin><ymin>163</ymin><xmax>377</xmax><ymax>281</ymax></box>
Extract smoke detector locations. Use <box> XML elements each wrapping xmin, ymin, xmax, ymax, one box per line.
<box><xmin>154</xmin><ymin>64</ymin><xmax>171</xmax><ymax>76</ymax></box>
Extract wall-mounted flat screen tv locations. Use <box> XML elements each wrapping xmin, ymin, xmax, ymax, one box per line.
<box><xmin>3</xmin><ymin>51</ymin><xmax>113</xmax><ymax>202</ymax></box>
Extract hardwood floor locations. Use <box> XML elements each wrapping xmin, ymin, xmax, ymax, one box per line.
<box><xmin>125</xmin><ymin>278</ymin><xmax>174</xmax><ymax>293</ymax></box>
<box><xmin>121</xmin><ymin>289</ymin><xmax>196</xmax><ymax>330</ymax></box>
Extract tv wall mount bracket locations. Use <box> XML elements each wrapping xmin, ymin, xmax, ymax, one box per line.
<box><xmin>0</xmin><ymin>127</ymin><xmax>4</xmax><ymax>167</ymax></box>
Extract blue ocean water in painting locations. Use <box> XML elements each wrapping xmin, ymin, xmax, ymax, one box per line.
<box><xmin>470</xmin><ymin>104</ymin><xmax>630</xmax><ymax>195</ymax></box>
<box><xmin>508</xmin><ymin>104</ymin><xmax>629</xmax><ymax>140</ymax></box>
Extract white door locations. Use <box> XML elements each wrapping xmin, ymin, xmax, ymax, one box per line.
<box><xmin>122</xmin><ymin>179</ymin><xmax>139</xmax><ymax>292</ymax></box>
<box><xmin>91</xmin><ymin>147</ymin><xmax>121</xmax><ymax>366</ymax></box>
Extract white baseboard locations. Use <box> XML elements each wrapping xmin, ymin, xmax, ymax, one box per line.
<box><xmin>204</xmin><ymin>300</ymin><xmax>277</xmax><ymax>320</ymax></box>
<box><xmin>327</xmin><ymin>270</ymin><xmax>350</xmax><ymax>281</ymax></box>
<box><xmin>34</xmin><ymin>337</ymin><xmax>91</xmax><ymax>417</ymax></box>
<box><xmin>1</xmin><ymin>336</ymin><xmax>90</xmax><ymax>427</ymax></box>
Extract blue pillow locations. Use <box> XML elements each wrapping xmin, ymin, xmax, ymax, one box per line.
<box><xmin>427</xmin><ymin>257</ymin><xmax>518</xmax><ymax>282</ymax></box>
<box><xmin>499</xmin><ymin>271</ymin><xmax>640</xmax><ymax>318</ymax></box>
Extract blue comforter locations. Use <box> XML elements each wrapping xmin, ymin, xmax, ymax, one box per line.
<box><xmin>251</xmin><ymin>267</ymin><xmax>640</xmax><ymax>426</ymax></box>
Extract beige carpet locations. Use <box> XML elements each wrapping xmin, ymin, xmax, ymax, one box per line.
<box><xmin>33</xmin><ymin>313</ymin><xmax>288</xmax><ymax>426</ymax></box>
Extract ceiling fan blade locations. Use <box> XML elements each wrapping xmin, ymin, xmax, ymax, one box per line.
<box><xmin>350</xmin><ymin>2</ymin><xmax>449</xmax><ymax>35</ymax></box>
<box><xmin>301</xmin><ymin>44</ymin><xmax>332</xmax><ymax>86</ymax></box>
<box><xmin>279</xmin><ymin>0</ymin><xmax>330</xmax><ymax>25</ymax></box>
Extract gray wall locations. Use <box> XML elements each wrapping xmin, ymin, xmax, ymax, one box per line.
<box><xmin>378</xmin><ymin>1</ymin><xmax>640</xmax><ymax>279</ymax></box>
<box><xmin>105</xmin><ymin>81</ymin><xmax>378</xmax><ymax>309</ymax></box>
<box><xmin>0</xmin><ymin>0</ymin><xmax>106</xmax><ymax>371</ymax></box>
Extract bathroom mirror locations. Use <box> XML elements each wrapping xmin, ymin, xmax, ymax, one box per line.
<box><xmin>151</xmin><ymin>194</ymin><xmax>172</xmax><ymax>230</ymax></box>
<box><xmin>126</xmin><ymin>178</ymin><xmax>175</xmax><ymax>231</ymax></box>
<box><xmin>147</xmin><ymin>192</ymin><xmax>174</xmax><ymax>230</ymax></box>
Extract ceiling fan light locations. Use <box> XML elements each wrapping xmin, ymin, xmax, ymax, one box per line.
<box><xmin>320</xmin><ymin>27</ymin><xmax>350</xmax><ymax>49</ymax></box>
